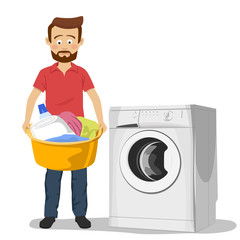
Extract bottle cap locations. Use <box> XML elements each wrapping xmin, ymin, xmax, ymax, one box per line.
<box><xmin>38</xmin><ymin>104</ymin><xmax>48</xmax><ymax>114</ymax></box>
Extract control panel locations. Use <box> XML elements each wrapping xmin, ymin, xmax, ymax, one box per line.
<box><xmin>109</xmin><ymin>109</ymin><xmax>192</xmax><ymax>128</ymax></box>
<box><xmin>139</xmin><ymin>109</ymin><xmax>192</xmax><ymax>127</ymax></box>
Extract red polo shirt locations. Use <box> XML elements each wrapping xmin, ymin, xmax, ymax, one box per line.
<box><xmin>33</xmin><ymin>62</ymin><xmax>94</xmax><ymax>117</ymax></box>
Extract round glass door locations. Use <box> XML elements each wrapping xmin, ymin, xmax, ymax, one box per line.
<box><xmin>120</xmin><ymin>130</ymin><xmax>181</xmax><ymax>193</ymax></box>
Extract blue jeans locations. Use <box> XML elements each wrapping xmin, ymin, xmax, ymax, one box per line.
<box><xmin>44</xmin><ymin>168</ymin><xmax>87</xmax><ymax>218</ymax></box>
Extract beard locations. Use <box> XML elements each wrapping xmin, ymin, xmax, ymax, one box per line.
<box><xmin>51</xmin><ymin>51</ymin><xmax>78</xmax><ymax>63</ymax></box>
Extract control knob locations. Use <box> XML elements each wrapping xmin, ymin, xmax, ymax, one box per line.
<box><xmin>164</xmin><ymin>111</ymin><xmax>173</xmax><ymax>121</ymax></box>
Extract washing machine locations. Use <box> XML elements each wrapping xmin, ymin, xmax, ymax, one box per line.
<box><xmin>109</xmin><ymin>105</ymin><xmax>217</xmax><ymax>232</ymax></box>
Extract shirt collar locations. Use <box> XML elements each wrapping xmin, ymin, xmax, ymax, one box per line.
<box><xmin>50</xmin><ymin>62</ymin><xmax>78</xmax><ymax>73</ymax></box>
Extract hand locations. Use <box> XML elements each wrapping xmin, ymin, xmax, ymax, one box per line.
<box><xmin>99</xmin><ymin>122</ymin><xmax>107</xmax><ymax>133</ymax></box>
<box><xmin>22</xmin><ymin>121</ymin><xmax>30</xmax><ymax>134</ymax></box>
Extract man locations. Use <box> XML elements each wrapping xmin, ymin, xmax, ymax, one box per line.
<box><xmin>22</xmin><ymin>16</ymin><xmax>107</xmax><ymax>229</ymax></box>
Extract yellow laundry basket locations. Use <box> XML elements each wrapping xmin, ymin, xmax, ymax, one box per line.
<box><xmin>26</xmin><ymin>125</ymin><xmax>103</xmax><ymax>171</ymax></box>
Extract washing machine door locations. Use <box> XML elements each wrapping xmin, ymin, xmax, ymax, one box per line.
<box><xmin>120</xmin><ymin>130</ymin><xmax>181</xmax><ymax>193</ymax></box>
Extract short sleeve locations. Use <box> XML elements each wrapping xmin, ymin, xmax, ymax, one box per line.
<box><xmin>82</xmin><ymin>69</ymin><xmax>94</xmax><ymax>92</ymax></box>
<box><xmin>33</xmin><ymin>69</ymin><xmax>47</xmax><ymax>92</ymax></box>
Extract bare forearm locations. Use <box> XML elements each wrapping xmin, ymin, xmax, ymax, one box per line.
<box><xmin>25</xmin><ymin>98</ymin><xmax>36</xmax><ymax>124</ymax></box>
<box><xmin>92</xmin><ymin>93</ymin><xmax>104</xmax><ymax>123</ymax></box>
<box><xmin>86</xmin><ymin>88</ymin><xmax>107</xmax><ymax>132</ymax></box>
<box><xmin>24</xmin><ymin>88</ymin><xmax>41</xmax><ymax>124</ymax></box>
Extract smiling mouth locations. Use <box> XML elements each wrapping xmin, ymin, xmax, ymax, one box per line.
<box><xmin>58</xmin><ymin>51</ymin><xmax>71</xmax><ymax>57</ymax></box>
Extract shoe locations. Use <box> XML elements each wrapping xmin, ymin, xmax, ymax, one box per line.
<box><xmin>39</xmin><ymin>217</ymin><xmax>55</xmax><ymax>229</ymax></box>
<box><xmin>75</xmin><ymin>216</ymin><xmax>91</xmax><ymax>229</ymax></box>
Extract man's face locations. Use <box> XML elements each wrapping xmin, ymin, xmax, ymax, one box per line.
<box><xmin>46</xmin><ymin>26</ymin><xmax>84</xmax><ymax>63</ymax></box>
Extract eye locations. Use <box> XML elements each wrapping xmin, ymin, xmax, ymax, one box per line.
<box><xmin>67</xmin><ymin>39</ymin><xmax>73</xmax><ymax>44</ymax></box>
<box><xmin>57</xmin><ymin>40</ymin><xmax>62</xmax><ymax>45</ymax></box>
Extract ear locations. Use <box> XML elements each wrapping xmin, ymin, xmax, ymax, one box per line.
<box><xmin>45</xmin><ymin>37</ymin><xmax>51</xmax><ymax>46</ymax></box>
<box><xmin>79</xmin><ymin>38</ymin><xmax>84</xmax><ymax>46</ymax></box>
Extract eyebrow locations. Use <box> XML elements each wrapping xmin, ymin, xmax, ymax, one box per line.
<box><xmin>54</xmin><ymin>35</ymin><xmax>63</xmax><ymax>39</ymax></box>
<box><xmin>67</xmin><ymin>35</ymin><xmax>76</xmax><ymax>39</ymax></box>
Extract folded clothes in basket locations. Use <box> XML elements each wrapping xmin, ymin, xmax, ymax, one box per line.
<box><xmin>46</xmin><ymin>134</ymin><xmax>89</xmax><ymax>142</ymax></box>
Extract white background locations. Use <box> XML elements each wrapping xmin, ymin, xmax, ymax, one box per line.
<box><xmin>1</xmin><ymin>0</ymin><xmax>239</xmax><ymax>239</ymax></box>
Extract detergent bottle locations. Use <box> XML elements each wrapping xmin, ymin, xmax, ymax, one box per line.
<box><xmin>30</xmin><ymin>116</ymin><xmax>76</xmax><ymax>140</ymax></box>
<box><xmin>30</xmin><ymin>104</ymin><xmax>75</xmax><ymax>140</ymax></box>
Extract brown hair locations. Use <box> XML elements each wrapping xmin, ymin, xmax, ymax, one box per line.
<box><xmin>48</xmin><ymin>16</ymin><xmax>83</xmax><ymax>43</ymax></box>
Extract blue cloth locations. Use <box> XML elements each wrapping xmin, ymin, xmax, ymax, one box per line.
<box><xmin>45</xmin><ymin>134</ymin><xmax>89</xmax><ymax>142</ymax></box>
<box><xmin>44</xmin><ymin>168</ymin><xmax>88</xmax><ymax>218</ymax></box>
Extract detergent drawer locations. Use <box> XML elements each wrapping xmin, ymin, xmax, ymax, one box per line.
<box><xmin>109</xmin><ymin>110</ymin><xmax>139</xmax><ymax>128</ymax></box>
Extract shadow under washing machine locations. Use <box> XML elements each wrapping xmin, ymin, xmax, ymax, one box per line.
<box><xmin>109</xmin><ymin>105</ymin><xmax>217</xmax><ymax>232</ymax></box>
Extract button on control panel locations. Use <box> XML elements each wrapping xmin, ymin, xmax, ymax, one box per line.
<box><xmin>132</xmin><ymin>111</ymin><xmax>138</xmax><ymax>119</ymax></box>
